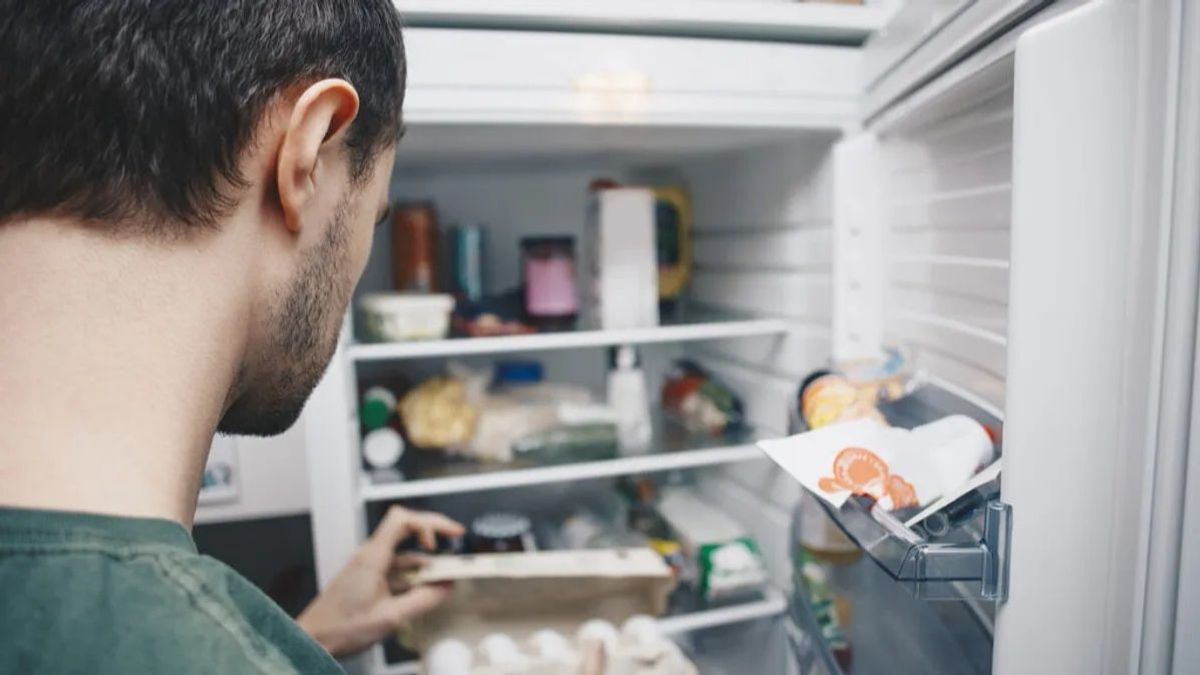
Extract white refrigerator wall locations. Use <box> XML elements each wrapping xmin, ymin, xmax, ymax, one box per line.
<box><xmin>679</xmin><ymin>136</ymin><xmax>838</xmax><ymax>586</ymax></box>
<box><xmin>878</xmin><ymin>70</ymin><xmax>1014</xmax><ymax>415</ymax></box>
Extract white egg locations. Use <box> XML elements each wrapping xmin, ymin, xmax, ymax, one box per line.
<box><xmin>529</xmin><ymin>629</ymin><xmax>572</xmax><ymax>659</ymax></box>
<box><xmin>576</xmin><ymin>619</ymin><xmax>619</xmax><ymax>654</ymax></box>
<box><xmin>620</xmin><ymin>615</ymin><xmax>662</xmax><ymax>647</ymax></box>
<box><xmin>426</xmin><ymin>639</ymin><xmax>473</xmax><ymax>675</ymax></box>
<box><xmin>479</xmin><ymin>633</ymin><xmax>526</xmax><ymax>666</ymax></box>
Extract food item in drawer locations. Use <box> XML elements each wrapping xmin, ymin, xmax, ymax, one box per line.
<box><xmin>358</xmin><ymin>292</ymin><xmax>454</xmax><ymax>342</ymax></box>
<box><xmin>796</xmin><ymin>550</ymin><xmax>853</xmax><ymax>672</ymax></box>
<box><xmin>656</xmin><ymin>487</ymin><xmax>768</xmax><ymax>602</ymax></box>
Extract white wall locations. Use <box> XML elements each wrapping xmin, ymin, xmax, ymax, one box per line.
<box><xmin>193</xmin><ymin>424</ymin><xmax>311</xmax><ymax>525</ymax></box>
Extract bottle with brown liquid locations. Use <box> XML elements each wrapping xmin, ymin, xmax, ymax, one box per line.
<box><xmin>391</xmin><ymin>202</ymin><xmax>440</xmax><ymax>292</ymax></box>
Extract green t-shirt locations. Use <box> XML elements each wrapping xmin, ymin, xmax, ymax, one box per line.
<box><xmin>0</xmin><ymin>507</ymin><xmax>344</xmax><ymax>674</ymax></box>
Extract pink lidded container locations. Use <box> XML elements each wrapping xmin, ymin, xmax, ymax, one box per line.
<box><xmin>521</xmin><ymin>236</ymin><xmax>578</xmax><ymax>331</ymax></box>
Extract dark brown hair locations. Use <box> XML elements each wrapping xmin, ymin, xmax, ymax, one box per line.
<box><xmin>0</xmin><ymin>0</ymin><xmax>406</xmax><ymax>235</ymax></box>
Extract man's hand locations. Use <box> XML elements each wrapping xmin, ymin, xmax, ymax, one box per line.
<box><xmin>297</xmin><ymin>506</ymin><xmax>465</xmax><ymax>658</ymax></box>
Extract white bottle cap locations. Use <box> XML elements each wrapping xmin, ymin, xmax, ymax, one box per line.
<box><xmin>362</xmin><ymin>428</ymin><xmax>404</xmax><ymax>469</ymax></box>
<box><xmin>363</xmin><ymin>386</ymin><xmax>397</xmax><ymax>409</ymax></box>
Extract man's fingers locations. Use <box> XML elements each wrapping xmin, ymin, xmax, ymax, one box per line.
<box><xmin>361</xmin><ymin>508</ymin><xmax>465</xmax><ymax>568</ymax></box>
<box><xmin>577</xmin><ymin>639</ymin><xmax>607</xmax><ymax>675</ymax></box>
<box><xmin>391</xmin><ymin>552</ymin><xmax>430</xmax><ymax>571</ymax></box>
<box><xmin>416</xmin><ymin>520</ymin><xmax>438</xmax><ymax>552</ymax></box>
<box><xmin>369</xmin><ymin>507</ymin><xmax>465</xmax><ymax>551</ymax></box>
<box><xmin>386</xmin><ymin>554</ymin><xmax>430</xmax><ymax>593</ymax></box>
<box><xmin>415</xmin><ymin>509</ymin><xmax>466</xmax><ymax>534</ymax></box>
<box><xmin>376</xmin><ymin>583</ymin><xmax>454</xmax><ymax>626</ymax></box>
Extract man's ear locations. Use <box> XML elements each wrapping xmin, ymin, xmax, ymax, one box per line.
<box><xmin>276</xmin><ymin>79</ymin><xmax>360</xmax><ymax>234</ymax></box>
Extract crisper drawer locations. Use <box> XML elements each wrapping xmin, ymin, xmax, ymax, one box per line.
<box><xmin>402</xmin><ymin>28</ymin><xmax>861</xmax><ymax>127</ymax></box>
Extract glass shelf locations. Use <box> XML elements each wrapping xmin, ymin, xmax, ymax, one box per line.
<box><xmin>361</xmin><ymin>419</ymin><xmax>769</xmax><ymax>501</ymax></box>
<box><xmin>348</xmin><ymin>308</ymin><xmax>787</xmax><ymax>362</ymax></box>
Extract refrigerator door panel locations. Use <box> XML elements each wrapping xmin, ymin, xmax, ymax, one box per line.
<box><xmin>1169</xmin><ymin>7</ymin><xmax>1200</xmax><ymax>673</ymax></box>
<box><xmin>997</xmin><ymin>2</ymin><xmax>1152</xmax><ymax>674</ymax></box>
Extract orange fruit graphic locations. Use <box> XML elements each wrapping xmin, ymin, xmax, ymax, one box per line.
<box><xmin>887</xmin><ymin>475</ymin><xmax>918</xmax><ymax>509</ymax></box>
<box><xmin>817</xmin><ymin>446</ymin><xmax>916</xmax><ymax>509</ymax></box>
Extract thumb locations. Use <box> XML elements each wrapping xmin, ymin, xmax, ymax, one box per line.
<box><xmin>376</xmin><ymin>583</ymin><xmax>454</xmax><ymax>626</ymax></box>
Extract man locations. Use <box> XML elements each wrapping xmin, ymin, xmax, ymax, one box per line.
<box><xmin>0</xmin><ymin>1</ymin><xmax>465</xmax><ymax>672</ymax></box>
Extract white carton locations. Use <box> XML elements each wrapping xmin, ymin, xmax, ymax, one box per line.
<box><xmin>410</xmin><ymin>549</ymin><xmax>674</xmax><ymax>651</ymax></box>
<box><xmin>585</xmin><ymin>188</ymin><xmax>659</xmax><ymax>329</ymax></box>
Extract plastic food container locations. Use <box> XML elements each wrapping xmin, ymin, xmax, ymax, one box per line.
<box><xmin>358</xmin><ymin>292</ymin><xmax>454</xmax><ymax>342</ymax></box>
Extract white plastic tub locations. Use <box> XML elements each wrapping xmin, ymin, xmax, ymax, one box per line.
<box><xmin>359</xmin><ymin>292</ymin><xmax>455</xmax><ymax>342</ymax></box>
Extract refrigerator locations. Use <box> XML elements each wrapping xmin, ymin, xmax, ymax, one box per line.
<box><xmin>294</xmin><ymin>1</ymin><xmax>1200</xmax><ymax>673</ymax></box>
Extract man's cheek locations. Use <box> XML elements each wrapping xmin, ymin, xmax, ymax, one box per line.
<box><xmin>348</xmin><ymin>219</ymin><xmax>375</xmax><ymax>286</ymax></box>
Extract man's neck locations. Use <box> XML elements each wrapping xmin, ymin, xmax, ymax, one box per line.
<box><xmin>0</xmin><ymin>218</ymin><xmax>251</xmax><ymax>528</ymax></box>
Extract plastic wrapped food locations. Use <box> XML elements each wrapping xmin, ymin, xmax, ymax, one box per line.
<box><xmin>511</xmin><ymin>423</ymin><xmax>619</xmax><ymax>465</ymax></box>
<box><xmin>660</xmin><ymin>361</ymin><xmax>745</xmax><ymax>435</ymax></box>
<box><xmin>398</xmin><ymin>376</ymin><xmax>477</xmax><ymax>449</ymax></box>
<box><xmin>796</xmin><ymin>348</ymin><xmax>911</xmax><ymax>430</ymax></box>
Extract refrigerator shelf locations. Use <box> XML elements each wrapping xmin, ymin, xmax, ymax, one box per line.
<box><xmin>813</xmin><ymin>493</ymin><xmax>1012</xmax><ymax>602</ymax></box>
<box><xmin>348</xmin><ymin>309</ymin><xmax>788</xmax><ymax>362</ymax></box>
<box><xmin>360</xmin><ymin>420</ymin><xmax>770</xmax><ymax>501</ymax></box>
<box><xmin>396</xmin><ymin>0</ymin><xmax>887</xmax><ymax>45</ymax></box>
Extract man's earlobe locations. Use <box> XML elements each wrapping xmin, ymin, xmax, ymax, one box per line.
<box><xmin>275</xmin><ymin>79</ymin><xmax>360</xmax><ymax>234</ymax></box>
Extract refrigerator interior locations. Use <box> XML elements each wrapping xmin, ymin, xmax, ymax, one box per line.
<box><xmin>346</xmin><ymin>45</ymin><xmax>1016</xmax><ymax>669</ymax></box>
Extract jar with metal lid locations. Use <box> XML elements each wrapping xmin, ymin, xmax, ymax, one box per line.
<box><xmin>469</xmin><ymin>512</ymin><xmax>534</xmax><ymax>553</ymax></box>
<box><xmin>521</xmin><ymin>236</ymin><xmax>578</xmax><ymax>331</ymax></box>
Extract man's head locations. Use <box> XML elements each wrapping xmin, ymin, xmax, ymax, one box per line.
<box><xmin>0</xmin><ymin>1</ymin><xmax>405</xmax><ymax>435</ymax></box>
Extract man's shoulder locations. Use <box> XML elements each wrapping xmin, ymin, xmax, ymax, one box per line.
<box><xmin>0</xmin><ymin>543</ymin><xmax>337</xmax><ymax>674</ymax></box>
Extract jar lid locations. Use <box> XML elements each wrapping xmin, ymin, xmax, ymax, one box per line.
<box><xmin>520</xmin><ymin>236</ymin><xmax>574</xmax><ymax>248</ymax></box>
<box><xmin>471</xmin><ymin>512</ymin><xmax>531</xmax><ymax>539</ymax></box>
